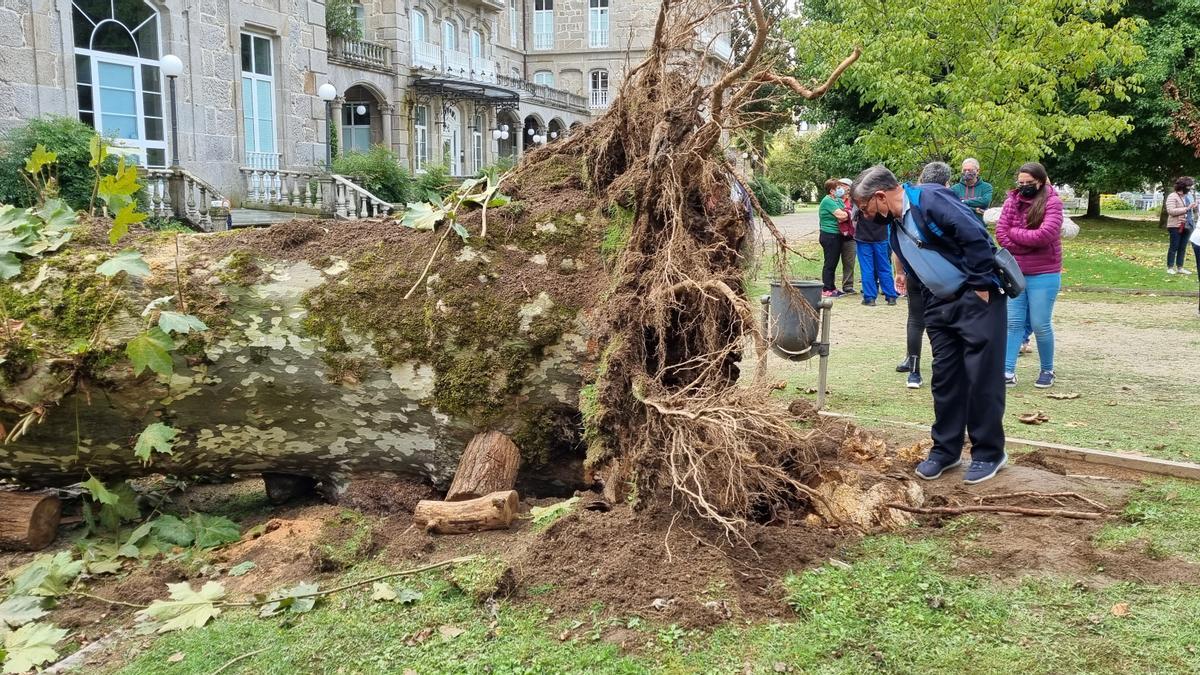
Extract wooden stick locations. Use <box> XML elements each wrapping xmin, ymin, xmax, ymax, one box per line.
<box><xmin>885</xmin><ymin>502</ymin><xmax>1104</xmax><ymax>520</ymax></box>
<box><xmin>208</xmin><ymin>648</ymin><xmax>268</xmax><ymax>675</ymax></box>
<box><xmin>976</xmin><ymin>491</ymin><xmax>1108</xmax><ymax>512</ymax></box>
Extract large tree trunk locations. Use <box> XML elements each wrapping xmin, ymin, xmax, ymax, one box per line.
<box><xmin>1086</xmin><ymin>190</ymin><xmax>1101</xmax><ymax>218</ymax></box>
<box><xmin>0</xmin><ymin>490</ymin><xmax>61</xmax><ymax>551</ymax></box>
<box><xmin>446</xmin><ymin>431</ymin><xmax>521</xmax><ymax>501</ymax></box>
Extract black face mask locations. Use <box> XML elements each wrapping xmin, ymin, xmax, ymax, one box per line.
<box><xmin>1182</xmin><ymin>186</ymin><xmax>1192</xmax><ymax>194</ymax></box>
<box><xmin>1019</xmin><ymin>185</ymin><xmax>1040</xmax><ymax>199</ymax></box>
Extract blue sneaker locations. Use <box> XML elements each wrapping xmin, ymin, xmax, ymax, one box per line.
<box><xmin>1034</xmin><ymin>370</ymin><xmax>1055</xmax><ymax>388</ymax></box>
<box><xmin>963</xmin><ymin>453</ymin><xmax>1008</xmax><ymax>485</ymax></box>
<box><xmin>906</xmin><ymin>371</ymin><xmax>922</xmax><ymax>389</ymax></box>
<box><xmin>915</xmin><ymin>456</ymin><xmax>961</xmax><ymax>480</ymax></box>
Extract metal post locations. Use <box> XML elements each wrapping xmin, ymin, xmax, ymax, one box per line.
<box><xmin>816</xmin><ymin>298</ymin><xmax>833</xmax><ymax>411</ymax></box>
<box><xmin>168</xmin><ymin>76</ymin><xmax>180</xmax><ymax>168</ymax></box>
<box><xmin>324</xmin><ymin>100</ymin><xmax>333</xmax><ymax>170</ymax></box>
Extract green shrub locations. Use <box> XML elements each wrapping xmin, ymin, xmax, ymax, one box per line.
<box><xmin>413</xmin><ymin>164</ymin><xmax>454</xmax><ymax>203</ymax></box>
<box><xmin>325</xmin><ymin>0</ymin><xmax>362</xmax><ymax>40</ymax></box>
<box><xmin>1100</xmin><ymin>195</ymin><xmax>1133</xmax><ymax>211</ymax></box>
<box><xmin>332</xmin><ymin>146</ymin><xmax>413</xmax><ymax>204</ymax></box>
<box><xmin>750</xmin><ymin>175</ymin><xmax>787</xmax><ymax>216</ymax></box>
<box><xmin>475</xmin><ymin>156</ymin><xmax>516</xmax><ymax>180</ymax></box>
<box><xmin>0</xmin><ymin>116</ymin><xmax>117</xmax><ymax>210</ymax></box>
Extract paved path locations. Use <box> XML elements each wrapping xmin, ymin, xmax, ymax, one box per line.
<box><xmin>229</xmin><ymin>208</ymin><xmax>317</xmax><ymax>228</ymax></box>
<box><xmin>763</xmin><ymin>210</ymin><xmax>820</xmax><ymax>245</ymax></box>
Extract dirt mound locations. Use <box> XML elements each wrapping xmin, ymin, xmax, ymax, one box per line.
<box><xmin>214</xmin><ymin>506</ymin><xmax>333</xmax><ymax>594</ymax></box>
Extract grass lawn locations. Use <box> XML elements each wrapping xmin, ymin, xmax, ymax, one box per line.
<box><xmin>110</xmin><ymin>479</ymin><xmax>1200</xmax><ymax>674</ymax></box>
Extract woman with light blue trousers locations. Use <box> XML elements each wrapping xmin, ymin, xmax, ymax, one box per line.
<box><xmin>995</xmin><ymin>162</ymin><xmax>1063</xmax><ymax>389</ymax></box>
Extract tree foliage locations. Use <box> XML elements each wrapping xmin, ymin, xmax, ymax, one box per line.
<box><xmin>785</xmin><ymin>0</ymin><xmax>1145</xmax><ymax>185</ymax></box>
<box><xmin>0</xmin><ymin>117</ymin><xmax>117</xmax><ymax>211</ymax></box>
<box><xmin>765</xmin><ymin>128</ymin><xmax>821</xmax><ymax>199</ymax></box>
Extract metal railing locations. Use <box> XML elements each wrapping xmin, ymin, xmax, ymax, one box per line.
<box><xmin>330</xmin><ymin>37</ymin><xmax>392</xmax><ymax>72</ymax></box>
<box><xmin>533</xmin><ymin>32</ymin><xmax>553</xmax><ymax>50</ymax></box>
<box><xmin>442</xmin><ymin>49</ymin><xmax>471</xmax><ymax>77</ymax></box>
<box><xmin>472</xmin><ymin>57</ymin><xmax>497</xmax><ymax>83</ymax></box>
<box><xmin>588</xmin><ymin>29</ymin><xmax>609</xmax><ymax>48</ymax></box>
<box><xmin>589</xmin><ymin>89</ymin><xmax>610</xmax><ymax>109</ymax></box>
<box><xmin>412</xmin><ymin>41</ymin><xmax>441</xmax><ymax>70</ymax></box>
<box><xmin>141</xmin><ymin>167</ymin><xmax>228</xmax><ymax>231</ymax></box>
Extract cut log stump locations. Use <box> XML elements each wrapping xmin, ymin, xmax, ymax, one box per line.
<box><xmin>445</xmin><ymin>431</ymin><xmax>521</xmax><ymax>502</ymax></box>
<box><xmin>0</xmin><ymin>490</ymin><xmax>62</xmax><ymax>551</ymax></box>
<box><xmin>413</xmin><ymin>490</ymin><xmax>519</xmax><ymax>534</ymax></box>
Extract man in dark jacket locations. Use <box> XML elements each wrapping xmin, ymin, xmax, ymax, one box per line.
<box><xmin>951</xmin><ymin>158</ymin><xmax>993</xmax><ymax>222</ymax></box>
<box><xmin>851</xmin><ymin>165</ymin><xmax>1008</xmax><ymax>484</ymax></box>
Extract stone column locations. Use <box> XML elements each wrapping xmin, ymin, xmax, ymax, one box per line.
<box><xmin>379</xmin><ymin>102</ymin><xmax>394</xmax><ymax>153</ymax></box>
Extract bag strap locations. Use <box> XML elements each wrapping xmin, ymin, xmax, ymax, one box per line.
<box><xmin>901</xmin><ymin>185</ymin><xmax>963</xmax><ymax>256</ymax></box>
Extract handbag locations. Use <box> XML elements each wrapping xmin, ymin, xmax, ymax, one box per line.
<box><xmin>991</xmin><ymin>246</ymin><xmax>1026</xmax><ymax>298</ymax></box>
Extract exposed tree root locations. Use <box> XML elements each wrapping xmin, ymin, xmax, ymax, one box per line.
<box><xmin>885</xmin><ymin>502</ymin><xmax>1106</xmax><ymax>521</ymax></box>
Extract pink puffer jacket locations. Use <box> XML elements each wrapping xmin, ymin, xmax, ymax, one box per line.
<box><xmin>995</xmin><ymin>185</ymin><xmax>1063</xmax><ymax>276</ymax></box>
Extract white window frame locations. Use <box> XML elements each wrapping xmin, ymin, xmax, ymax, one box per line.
<box><xmin>589</xmin><ymin>69</ymin><xmax>609</xmax><ymax>109</ymax></box>
<box><xmin>532</xmin><ymin>70</ymin><xmax>554</xmax><ymax>87</ymax></box>
<box><xmin>342</xmin><ymin>102</ymin><xmax>372</xmax><ymax>154</ymax></box>
<box><xmin>588</xmin><ymin>0</ymin><xmax>609</xmax><ymax>49</ymax></box>
<box><xmin>533</xmin><ymin>0</ymin><xmax>553</xmax><ymax>51</ymax></box>
<box><xmin>411</xmin><ymin>8</ymin><xmax>426</xmax><ymax>42</ymax></box>
<box><xmin>509</xmin><ymin>0</ymin><xmax>519</xmax><ymax>48</ymax></box>
<box><xmin>353</xmin><ymin>3</ymin><xmax>366</xmax><ymax>37</ymax></box>
<box><xmin>442</xmin><ymin>20</ymin><xmax>457</xmax><ymax>52</ymax></box>
<box><xmin>443</xmin><ymin>107</ymin><xmax>461</xmax><ymax>176</ymax></box>
<box><xmin>413</xmin><ymin>104</ymin><xmax>429</xmax><ymax>171</ymax></box>
<box><xmin>472</xmin><ymin>114</ymin><xmax>484</xmax><ymax>173</ymax></box>
<box><xmin>240</xmin><ymin>33</ymin><xmax>278</xmax><ymax>169</ymax></box>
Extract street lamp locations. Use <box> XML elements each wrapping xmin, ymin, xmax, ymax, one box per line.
<box><xmin>160</xmin><ymin>54</ymin><xmax>183</xmax><ymax>168</ymax></box>
<box><xmin>318</xmin><ymin>83</ymin><xmax>337</xmax><ymax>169</ymax></box>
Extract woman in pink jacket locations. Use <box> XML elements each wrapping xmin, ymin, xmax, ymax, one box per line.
<box><xmin>995</xmin><ymin>162</ymin><xmax>1063</xmax><ymax>389</ymax></box>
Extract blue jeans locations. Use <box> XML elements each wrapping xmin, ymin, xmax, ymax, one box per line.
<box><xmin>855</xmin><ymin>241</ymin><xmax>897</xmax><ymax>301</ymax></box>
<box><xmin>1168</xmin><ymin>228</ymin><xmax>1193</xmax><ymax>268</ymax></box>
<box><xmin>1005</xmin><ymin>272</ymin><xmax>1061</xmax><ymax>374</ymax></box>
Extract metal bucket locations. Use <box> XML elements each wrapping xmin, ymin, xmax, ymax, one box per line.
<box><xmin>761</xmin><ymin>280</ymin><xmax>823</xmax><ymax>362</ymax></box>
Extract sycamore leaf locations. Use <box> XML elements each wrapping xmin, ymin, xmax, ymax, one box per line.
<box><xmin>134</xmin><ymin>422</ymin><xmax>178</xmax><ymax>465</ymax></box>
<box><xmin>187</xmin><ymin>514</ymin><xmax>240</xmax><ymax>549</ymax></box>
<box><xmin>400</xmin><ymin>201</ymin><xmax>447</xmax><ymax>230</ymax></box>
<box><xmin>82</xmin><ymin>475</ymin><xmax>117</xmax><ymax>505</ymax></box>
<box><xmin>137</xmin><ymin>581</ymin><xmax>225</xmax><ymax>634</ymax></box>
<box><xmin>99</xmin><ymin>482</ymin><xmax>142</xmax><ymax>529</ymax></box>
<box><xmin>37</xmin><ymin>199</ymin><xmax>76</xmax><ymax>233</ymax></box>
<box><xmin>259</xmin><ymin>582</ymin><xmax>320</xmax><ymax>617</ymax></box>
<box><xmin>96</xmin><ymin>248</ymin><xmax>149</xmax><ymax>278</ymax></box>
<box><xmin>158</xmin><ymin>311</ymin><xmax>208</xmax><ymax>335</ymax></box>
<box><xmin>0</xmin><ymin>253</ymin><xmax>20</xmax><ymax>281</ymax></box>
<box><xmin>109</xmin><ymin>203</ymin><xmax>147</xmax><ymax>245</ymax></box>
<box><xmin>125</xmin><ymin>520</ymin><xmax>155</xmax><ymax>548</ymax></box>
<box><xmin>0</xmin><ymin>597</ymin><xmax>47</xmax><ymax>630</ymax></box>
<box><xmin>23</xmin><ymin>144</ymin><xmax>57</xmax><ymax>176</ymax></box>
<box><xmin>486</xmin><ymin>193</ymin><xmax>512</xmax><ymax>208</ymax></box>
<box><xmin>150</xmin><ymin>515</ymin><xmax>194</xmax><ymax>547</ymax></box>
<box><xmin>97</xmin><ymin>157</ymin><xmax>140</xmax><ymax>207</ymax></box>
<box><xmin>451</xmin><ymin>221</ymin><xmax>469</xmax><ymax>242</ymax></box>
<box><xmin>126</xmin><ymin>327</ymin><xmax>175</xmax><ymax>377</ymax></box>
<box><xmin>371</xmin><ymin>582</ymin><xmax>397</xmax><ymax>602</ymax></box>
<box><xmin>141</xmin><ymin>295</ymin><xmax>175</xmax><ymax>317</ymax></box>
<box><xmin>7</xmin><ymin>552</ymin><xmax>83</xmax><ymax>597</ymax></box>
<box><xmin>228</xmin><ymin>561</ymin><xmax>256</xmax><ymax>577</ymax></box>
<box><xmin>396</xmin><ymin>588</ymin><xmax>423</xmax><ymax>605</ymax></box>
<box><xmin>88</xmin><ymin>135</ymin><xmax>108</xmax><ymax>169</ymax></box>
<box><xmin>2</xmin><ymin>622</ymin><xmax>67</xmax><ymax>674</ymax></box>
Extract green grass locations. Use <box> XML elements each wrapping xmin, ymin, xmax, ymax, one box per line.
<box><xmin>1064</xmin><ymin>217</ymin><xmax>1193</xmax><ymax>291</ymax></box>
<box><xmin>1095</xmin><ymin>480</ymin><xmax>1200</xmax><ymax>564</ymax></box>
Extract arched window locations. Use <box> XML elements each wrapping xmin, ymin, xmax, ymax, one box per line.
<box><xmin>72</xmin><ymin>0</ymin><xmax>165</xmax><ymax>166</ymax></box>
<box><xmin>442</xmin><ymin>20</ymin><xmax>457</xmax><ymax>51</ymax></box>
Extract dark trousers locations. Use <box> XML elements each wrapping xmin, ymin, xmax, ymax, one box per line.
<box><xmin>839</xmin><ymin>236</ymin><xmax>857</xmax><ymax>291</ymax></box>
<box><xmin>1168</xmin><ymin>228</ymin><xmax>1194</xmax><ymax>268</ymax></box>
<box><xmin>924</xmin><ymin>288</ymin><xmax>1008</xmax><ymax>463</ymax></box>
<box><xmin>906</xmin><ymin>275</ymin><xmax>927</xmax><ymax>357</ymax></box>
<box><xmin>819</xmin><ymin>232</ymin><xmax>842</xmax><ymax>291</ymax></box>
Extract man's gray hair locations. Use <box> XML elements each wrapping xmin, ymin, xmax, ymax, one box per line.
<box><xmin>920</xmin><ymin>161</ymin><xmax>952</xmax><ymax>186</ymax></box>
<box><xmin>850</xmin><ymin>165</ymin><xmax>899</xmax><ymax>203</ymax></box>
<box><xmin>962</xmin><ymin>157</ymin><xmax>981</xmax><ymax>170</ymax></box>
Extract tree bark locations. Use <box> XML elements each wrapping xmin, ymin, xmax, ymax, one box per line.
<box><xmin>1086</xmin><ymin>190</ymin><xmax>1101</xmax><ymax>218</ymax></box>
<box><xmin>0</xmin><ymin>490</ymin><xmax>62</xmax><ymax>551</ymax></box>
<box><xmin>412</xmin><ymin>490</ymin><xmax>519</xmax><ymax>534</ymax></box>
<box><xmin>446</xmin><ymin>431</ymin><xmax>521</xmax><ymax>502</ymax></box>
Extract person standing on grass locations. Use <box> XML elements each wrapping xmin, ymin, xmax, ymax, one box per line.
<box><xmin>852</xmin><ymin>165</ymin><xmax>1008</xmax><ymax>485</ymax></box>
<box><xmin>852</xmin><ymin>181</ymin><xmax>900</xmax><ymax>307</ymax></box>
<box><xmin>895</xmin><ymin>161</ymin><xmax>954</xmax><ymax>388</ymax></box>
<box><xmin>818</xmin><ymin>178</ymin><xmax>850</xmax><ymax>298</ymax></box>
<box><xmin>951</xmin><ymin>158</ymin><xmax>994</xmax><ymax>223</ymax></box>
<box><xmin>837</xmin><ymin>178</ymin><xmax>858</xmax><ymax>294</ymax></box>
<box><xmin>996</xmin><ymin>162</ymin><xmax>1064</xmax><ymax>389</ymax></box>
<box><xmin>1165</xmin><ymin>177</ymin><xmax>1198</xmax><ymax>275</ymax></box>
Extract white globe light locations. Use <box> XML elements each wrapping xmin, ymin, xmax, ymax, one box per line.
<box><xmin>527</xmin><ymin>127</ymin><xmax>535</xmax><ymax>136</ymax></box>
<box><xmin>550</xmin><ymin>132</ymin><xmax>558</xmax><ymax>139</ymax></box>
<box><xmin>355</xmin><ymin>105</ymin><xmax>367</xmax><ymax>115</ymax></box>
<box><xmin>491</xmin><ymin>130</ymin><xmax>502</xmax><ymax>141</ymax></box>
<box><xmin>160</xmin><ymin>54</ymin><xmax>184</xmax><ymax>78</ymax></box>
<box><xmin>500</xmin><ymin>131</ymin><xmax>509</xmax><ymax>140</ymax></box>
<box><xmin>318</xmin><ymin>83</ymin><xmax>337</xmax><ymax>101</ymax></box>
<box><xmin>500</xmin><ymin>124</ymin><xmax>509</xmax><ymax>132</ymax></box>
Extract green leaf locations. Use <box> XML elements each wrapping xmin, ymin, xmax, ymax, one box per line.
<box><xmin>133</xmin><ymin>422</ymin><xmax>178</xmax><ymax>465</ymax></box>
<box><xmin>88</xmin><ymin>134</ymin><xmax>108</xmax><ymax>169</ymax></box>
<box><xmin>108</xmin><ymin>203</ymin><xmax>146</xmax><ymax>245</ymax></box>
<box><xmin>400</xmin><ymin>201</ymin><xmax>447</xmax><ymax>230</ymax></box>
<box><xmin>187</xmin><ymin>514</ymin><xmax>240</xmax><ymax>549</ymax></box>
<box><xmin>0</xmin><ymin>253</ymin><xmax>20</xmax><ymax>281</ymax></box>
<box><xmin>150</xmin><ymin>515</ymin><xmax>194</xmax><ymax>547</ymax></box>
<box><xmin>0</xmin><ymin>597</ymin><xmax>47</xmax><ymax>630</ymax></box>
<box><xmin>370</xmin><ymin>582</ymin><xmax>397</xmax><ymax>602</ymax></box>
<box><xmin>228</xmin><ymin>561</ymin><xmax>256</xmax><ymax>577</ymax></box>
<box><xmin>7</xmin><ymin>552</ymin><xmax>82</xmax><ymax>597</ymax></box>
<box><xmin>37</xmin><ymin>199</ymin><xmax>76</xmax><ymax>233</ymax></box>
<box><xmin>2</xmin><ymin>622</ymin><xmax>67</xmax><ymax>674</ymax></box>
<box><xmin>451</xmin><ymin>221</ymin><xmax>469</xmax><ymax>241</ymax></box>
<box><xmin>259</xmin><ymin>582</ymin><xmax>320</xmax><ymax>618</ymax></box>
<box><xmin>81</xmin><ymin>475</ymin><xmax>117</xmax><ymax>505</ymax></box>
<box><xmin>396</xmin><ymin>588</ymin><xmax>423</xmax><ymax>605</ymax></box>
<box><xmin>157</xmin><ymin>311</ymin><xmax>208</xmax><ymax>335</ymax></box>
<box><xmin>96</xmin><ymin>248</ymin><xmax>149</xmax><ymax>278</ymax></box>
<box><xmin>99</xmin><ymin>482</ymin><xmax>142</xmax><ymax>529</ymax></box>
<box><xmin>125</xmin><ymin>520</ymin><xmax>155</xmax><ymax>547</ymax></box>
<box><xmin>126</xmin><ymin>327</ymin><xmax>175</xmax><ymax>377</ymax></box>
<box><xmin>486</xmin><ymin>194</ymin><xmax>512</xmax><ymax>208</ymax></box>
<box><xmin>136</xmin><ymin>581</ymin><xmax>225</xmax><ymax>634</ymax></box>
<box><xmin>97</xmin><ymin>157</ymin><xmax>140</xmax><ymax>207</ymax></box>
<box><xmin>23</xmin><ymin>144</ymin><xmax>57</xmax><ymax>176</ymax></box>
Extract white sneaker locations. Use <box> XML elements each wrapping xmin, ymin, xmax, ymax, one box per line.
<box><xmin>1181</xmin><ymin>268</ymin><xmax>1193</xmax><ymax>275</ymax></box>
<box><xmin>1168</xmin><ymin>267</ymin><xmax>1179</xmax><ymax>275</ymax></box>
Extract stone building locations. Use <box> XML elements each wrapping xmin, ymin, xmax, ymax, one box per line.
<box><xmin>1</xmin><ymin>0</ymin><xmax>730</xmax><ymax>217</ymax></box>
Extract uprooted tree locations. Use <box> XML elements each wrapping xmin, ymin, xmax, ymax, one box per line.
<box><xmin>2</xmin><ymin>0</ymin><xmax>928</xmax><ymax>534</ymax></box>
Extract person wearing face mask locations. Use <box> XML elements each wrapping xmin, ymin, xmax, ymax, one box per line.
<box><xmin>818</xmin><ymin>178</ymin><xmax>851</xmax><ymax>298</ymax></box>
<box><xmin>1165</xmin><ymin>177</ymin><xmax>1198</xmax><ymax>275</ymax></box>
<box><xmin>850</xmin><ymin>179</ymin><xmax>899</xmax><ymax>307</ymax></box>
<box><xmin>851</xmin><ymin>164</ymin><xmax>1007</xmax><ymax>484</ymax></box>
<box><xmin>951</xmin><ymin>158</ymin><xmax>994</xmax><ymax>223</ymax></box>
<box><xmin>995</xmin><ymin>162</ymin><xmax>1063</xmax><ymax>389</ymax></box>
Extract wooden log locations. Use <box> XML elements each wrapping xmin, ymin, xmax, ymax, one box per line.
<box><xmin>0</xmin><ymin>490</ymin><xmax>62</xmax><ymax>551</ymax></box>
<box><xmin>445</xmin><ymin>431</ymin><xmax>521</xmax><ymax>502</ymax></box>
<box><xmin>413</xmin><ymin>490</ymin><xmax>518</xmax><ymax>534</ymax></box>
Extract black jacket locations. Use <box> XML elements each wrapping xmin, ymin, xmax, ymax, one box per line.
<box><xmin>890</xmin><ymin>184</ymin><xmax>999</xmax><ymax>293</ymax></box>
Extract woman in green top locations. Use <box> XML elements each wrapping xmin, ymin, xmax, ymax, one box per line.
<box><xmin>818</xmin><ymin>178</ymin><xmax>849</xmax><ymax>297</ymax></box>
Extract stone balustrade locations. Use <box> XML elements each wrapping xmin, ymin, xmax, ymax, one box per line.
<box><xmin>140</xmin><ymin>167</ymin><xmax>228</xmax><ymax>231</ymax></box>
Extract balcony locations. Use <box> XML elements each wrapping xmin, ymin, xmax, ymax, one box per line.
<box><xmin>496</xmin><ymin>75</ymin><xmax>589</xmax><ymax>113</ymax></box>
<box><xmin>329</xmin><ymin>37</ymin><xmax>392</xmax><ymax>73</ymax></box>
<box><xmin>443</xmin><ymin>49</ymin><xmax>471</xmax><ymax>78</ymax></box>
<box><xmin>589</xmin><ymin>89</ymin><xmax>609</xmax><ymax>109</ymax></box>
<box><xmin>533</xmin><ymin>32</ymin><xmax>553</xmax><ymax>50</ymax></box>
<box><xmin>472</xmin><ymin>57</ymin><xmax>497</xmax><ymax>83</ymax></box>
<box><xmin>412</xmin><ymin>41</ymin><xmax>441</xmax><ymax>71</ymax></box>
<box><xmin>698</xmin><ymin>30</ymin><xmax>734</xmax><ymax>63</ymax></box>
<box><xmin>588</xmin><ymin>29</ymin><xmax>609</xmax><ymax>49</ymax></box>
